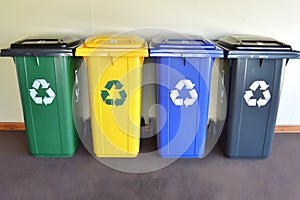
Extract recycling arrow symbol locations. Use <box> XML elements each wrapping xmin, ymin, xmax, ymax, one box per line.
<box><xmin>170</xmin><ymin>79</ymin><xmax>198</xmax><ymax>107</ymax></box>
<box><xmin>29</xmin><ymin>79</ymin><xmax>56</xmax><ymax>106</ymax></box>
<box><xmin>244</xmin><ymin>80</ymin><xmax>271</xmax><ymax>108</ymax></box>
<box><xmin>101</xmin><ymin>80</ymin><xmax>127</xmax><ymax>106</ymax></box>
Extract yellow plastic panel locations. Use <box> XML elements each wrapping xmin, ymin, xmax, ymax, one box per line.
<box><xmin>84</xmin><ymin>34</ymin><xmax>146</xmax><ymax>48</ymax></box>
<box><xmin>86</xmin><ymin>56</ymin><xmax>144</xmax><ymax>157</ymax></box>
<box><xmin>76</xmin><ymin>34</ymin><xmax>148</xmax><ymax>57</ymax></box>
<box><xmin>77</xmin><ymin>34</ymin><xmax>148</xmax><ymax>157</ymax></box>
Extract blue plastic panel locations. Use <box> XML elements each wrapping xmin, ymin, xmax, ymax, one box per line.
<box><xmin>150</xmin><ymin>36</ymin><xmax>224</xmax><ymax>57</ymax></box>
<box><xmin>156</xmin><ymin>56</ymin><xmax>214</xmax><ymax>158</ymax></box>
<box><xmin>156</xmin><ymin>39</ymin><xmax>216</xmax><ymax>49</ymax></box>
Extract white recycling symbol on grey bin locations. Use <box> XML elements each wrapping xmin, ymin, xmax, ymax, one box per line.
<box><xmin>243</xmin><ymin>80</ymin><xmax>271</xmax><ymax>108</ymax></box>
<box><xmin>29</xmin><ymin>79</ymin><xmax>56</xmax><ymax>106</ymax></box>
<box><xmin>170</xmin><ymin>79</ymin><xmax>198</xmax><ymax>107</ymax></box>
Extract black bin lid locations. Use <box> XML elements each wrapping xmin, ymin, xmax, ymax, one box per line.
<box><xmin>216</xmin><ymin>34</ymin><xmax>298</xmax><ymax>59</ymax></box>
<box><xmin>1</xmin><ymin>35</ymin><xmax>83</xmax><ymax>56</ymax></box>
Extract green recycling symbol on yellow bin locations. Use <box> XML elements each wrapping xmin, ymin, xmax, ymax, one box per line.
<box><xmin>101</xmin><ymin>80</ymin><xmax>127</xmax><ymax>106</ymax></box>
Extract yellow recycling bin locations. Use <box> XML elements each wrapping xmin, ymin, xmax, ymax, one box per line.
<box><xmin>76</xmin><ymin>34</ymin><xmax>148</xmax><ymax>157</ymax></box>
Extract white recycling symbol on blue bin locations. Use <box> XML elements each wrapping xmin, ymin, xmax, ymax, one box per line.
<box><xmin>29</xmin><ymin>79</ymin><xmax>56</xmax><ymax>106</ymax></box>
<box><xmin>170</xmin><ymin>79</ymin><xmax>198</xmax><ymax>107</ymax></box>
<box><xmin>243</xmin><ymin>80</ymin><xmax>271</xmax><ymax>108</ymax></box>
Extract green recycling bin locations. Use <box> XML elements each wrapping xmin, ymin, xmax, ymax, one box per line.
<box><xmin>1</xmin><ymin>36</ymin><xmax>83</xmax><ymax>157</ymax></box>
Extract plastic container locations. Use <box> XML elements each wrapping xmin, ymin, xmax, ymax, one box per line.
<box><xmin>76</xmin><ymin>34</ymin><xmax>148</xmax><ymax>157</ymax></box>
<box><xmin>216</xmin><ymin>34</ymin><xmax>299</xmax><ymax>159</ymax></box>
<box><xmin>1</xmin><ymin>36</ymin><xmax>83</xmax><ymax>157</ymax></box>
<box><xmin>150</xmin><ymin>35</ymin><xmax>223</xmax><ymax>158</ymax></box>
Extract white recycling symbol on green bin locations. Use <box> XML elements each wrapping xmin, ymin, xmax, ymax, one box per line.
<box><xmin>243</xmin><ymin>80</ymin><xmax>271</xmax><ymax>108</ymax></box>
<box><xmin>170</xmin><ymin>79</ymin><xmax>198</xmax><ymax>107</ymax></box>
<box><xmin>29</xmin><ymin>79</ymin><xmax>56</xmax><ymax>106</ymax></box>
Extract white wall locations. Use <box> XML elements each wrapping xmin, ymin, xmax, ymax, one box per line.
<box><xmin>0</xmin><ymin>0</ymin><xmax>300</xmax><ymax>124</ymax></box>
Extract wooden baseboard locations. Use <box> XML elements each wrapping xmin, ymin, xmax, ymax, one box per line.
<box><xmin>0</xmin><ymin>122</ymin><xmax>25</xmax><ymax>131</ymax></box>
<box><xmin>0</xmin><ymin>122</ymin><xmax>299</xmax><ymax>133</ymax></box>
<box><xmin>274</xmin><ymin>126</ymin><xmax>300</xmax><ymax>133</ymax></box>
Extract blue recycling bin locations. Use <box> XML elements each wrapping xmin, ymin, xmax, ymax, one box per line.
<box><xmin>150</xmin><ymin>35</ymin><xmax>223</xmax><ymax>158</ymax></box>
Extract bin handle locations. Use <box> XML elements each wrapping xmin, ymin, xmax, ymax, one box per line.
<box><xmin>139</xmin><ymin>58</ymin><xmax>144</xmax><ymax>67</ymax></box>
<box><xmin>35</xmin><ymin>57</ymin><xmax>40</xmax><ymax>66</ymax></box>
<box><xmin>285</xmin><ymin>59</ymin><xmax>289</xmax><ymax>66</ymax></box>
<box><xmin>75</xmin><ymin>70</ymin><xmax>80</xmax><ymax>103</ymax></box>
<box><xmin>111</xmin><ymin>57</ymin><xmax>114</xmax><ymax>66</ymax></box>
<box><xmin>278</xmin><ymin>59</ymin><xmax>289</xmax><ymax>109</ymax></box>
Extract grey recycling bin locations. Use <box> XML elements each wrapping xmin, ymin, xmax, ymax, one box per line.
<box><xmin>216</xmin><ymin>34</ymin><xmax>298</xmax><ymax>159</ymax></box>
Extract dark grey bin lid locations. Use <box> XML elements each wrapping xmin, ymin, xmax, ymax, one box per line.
<box><xmin>150</xmin><ymin>35</ymin><xmax>223</xmax><ymax>58</ymax></box>
<box><xmin>216</xmin><ymin>34</ymin><xmax>298</xmax><ymax>59</ymax></box>
<box><xmin>1</xmin><ymin>35</ymin><xmax>83</xmax><ymax>56</ymax></box>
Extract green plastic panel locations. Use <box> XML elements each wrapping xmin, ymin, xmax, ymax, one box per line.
<box><xmin>14</xmin><ymin>56</ymin><xmax>82</xmax><ymax>157</ymax></box>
